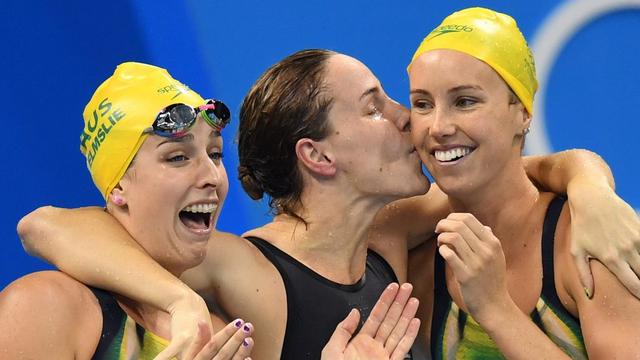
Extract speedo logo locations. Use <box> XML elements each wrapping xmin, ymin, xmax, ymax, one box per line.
<box><xmin>430</xmin><ymin>24</ymin><xmax>473</xmax><ymax>38</ymax></box>
<box><xmin>157</xmin><ymin>82</ymin><xmax>191</xmax><ymax>100</ymax></box>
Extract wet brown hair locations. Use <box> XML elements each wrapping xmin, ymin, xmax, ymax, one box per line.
<box><xmin>238</xmin><ymin>49</ymin><xmax>336</xmax><ymax>221</ymax></box>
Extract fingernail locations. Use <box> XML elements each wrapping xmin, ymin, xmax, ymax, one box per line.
<box><xmin>242</xmin><ymin>339</ymin><xmax>250</xmax><ymax>347</ymax></box>
<box><xmin>243</xmin><ymin>323</ymin><xmax>252</xmax><ymax>333</ymax></box>
<box><xmin>234</xmin><ymin>319</ymin><xmax>243</xmax><ymax>328</ymax></box>
<box><xmin>584</xmin><ymin>287</ymin><xmax>593</xmax><ymax>299</ymax></box>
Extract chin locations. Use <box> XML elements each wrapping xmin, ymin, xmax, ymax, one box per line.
<box><xmin>180</xmin><ymin>246</ymin><xmax>208</xmax><ymax>269</ymax></box>
<box><xmin>434</xmin><ymin>177</ymin><xmax>473</xmax><ymax>199</ymax></box>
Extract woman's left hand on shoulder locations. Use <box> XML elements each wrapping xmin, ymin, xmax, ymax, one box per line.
<box><xmin>568</xmin><ymin>184</ymin><xmax>640</xmax><ymax>298</ymax></box>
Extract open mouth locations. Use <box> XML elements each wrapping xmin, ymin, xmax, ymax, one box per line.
<box><xmin>433</xmin><ymin>147</ymin><xmax>474</xmax><ymax>162</ymax></box>
<box><xmin>179</xmin><ymin>203</ymin><xmax>217</xmax><ymax>231</ymax></box>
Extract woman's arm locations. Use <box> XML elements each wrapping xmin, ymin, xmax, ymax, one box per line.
<box><xmin>525</xmin><ymin>149</ymin><xmax>640</xmax><ymax>298</ymax></box>
<box><xmin>575</xmin><ymin>260</ymin><xmax>640</xmax><ymax>358</ymax></box>
<box><xmin>18</xmin><ymin>206</ymin><xmax>215</xmax><ymax>356</ymax></box>
<box><xmin>554</xmin><ymin>207</ymin><xmax>640</xmax><ymax>359</ymax></box>
<box><xmin>523</xmin><ymin>149</ymin><xmax>614</xmax><ymax>191</ymax></box>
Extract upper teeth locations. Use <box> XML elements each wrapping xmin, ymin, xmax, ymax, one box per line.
<box><xmin>434</xmin><ymin>147</ymin><xmax>471</xmax><ymax>162</ymax></box>
<box><xmin>183</xmin><ymin>203</ymin><xmax>217</xmax><ymax>213</ymax></box>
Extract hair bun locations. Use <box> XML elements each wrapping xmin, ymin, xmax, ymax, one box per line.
<box><xmin>238</xmin><ymin>165</ymin><xmax>264</xmax><ymax>200</ymax></box>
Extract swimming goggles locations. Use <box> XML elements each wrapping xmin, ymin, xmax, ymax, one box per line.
<box><xmin>146</xmin><ymin>99</ymin><xmax>230</xmax><ymax>138</ymax></box>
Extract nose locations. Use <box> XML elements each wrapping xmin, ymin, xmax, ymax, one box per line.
<box><xmin>429</xmin><ymin>107</ymin><xmax>455</xmax><ymax>138</ymax></box>
<box><xmin>387</xmin><ymin>99</ymin><xmax>411</xmax><ymax>132</ymax></box>
<box><xmin>195</xmin><ymin>154</ymin><xmax>222</xmax><ymax>189</ymax></box>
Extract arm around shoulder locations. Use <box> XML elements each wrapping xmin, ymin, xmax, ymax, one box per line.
<box><xmin>18</xmin><ymin>205</ymin><xmax>123</xmax><ymax>261</ymax></box>
<box><xmin>523</xmin><ymin>148</ymin><xmax>614</xmax><ymax>193</ymax></box>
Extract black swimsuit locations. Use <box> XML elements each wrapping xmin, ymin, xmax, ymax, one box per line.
<box><xmin>246</xmin><ymin>236</ymin><xmax>418</xmax><ymax>360</ymax></box>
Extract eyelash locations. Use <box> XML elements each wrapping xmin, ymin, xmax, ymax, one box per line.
<box><xmin>412</xmin><ymin>100</ymin><xmax>432</xmax><ymax>110</ymax></box>
<box><xmin>455</xmin><ymin>97</ymin><xmax>478</xmax><ymax>107</ymax></box>
<box><xmin>168</xmin><ymin>154</ymin><xmax>188</xmax><ymax>162</ymax></box>
<box><xmin>369</xmin><ymin>106</ymin><xmax>383</xmax><ymax>120</ymax></box>
<box><xmin>209</xmin><ymin>152</ymin><xmax>224</xmax><ymax>161</ymax></box>
<box><xmin>166</xmin><ymin>151</ymin><xmax>223</xmax><ymax>164</ymax></box>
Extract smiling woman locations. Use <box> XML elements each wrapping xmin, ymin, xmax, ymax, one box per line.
<box><xmin>406</xmin><ymin>7</ymin><xmax>640</xmax><ymax>359</ymax></box>
<box><xmin>0</xmin><ymin>62</ymin><xmax>255</xmax><ymax>359</ymax></box>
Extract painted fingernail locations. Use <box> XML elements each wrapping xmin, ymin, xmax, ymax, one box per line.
<box><xmin>242</xmin><ymin>339</ymin><xmax>250</xmax><ymax>347</ymax></box>
<box><xmin>243</xmin><ymin>323</ymin><xmax>252</xmax><ymax>333</ymax></box>
<box><xmin>234</xmin><ymin>319</ymin><xmax>243</xmax><ymax>328</ymax></box>
<box><xmin>584</xmin><ymin>287</ymin><xmax>593</xmax><ymax>299</ymax></box>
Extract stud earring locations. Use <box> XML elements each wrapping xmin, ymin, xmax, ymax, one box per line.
<box><xmin>110</xmin><ymin>194</ymin><xmax>125</xmax><ymax>206</ymax></box>
<box><xmin>522</xmin><ymin>127</ymin><xmax>530</xmax><ymax>135</ymax></box>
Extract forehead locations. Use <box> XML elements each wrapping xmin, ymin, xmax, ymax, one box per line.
<box><xmin>324</xmin><ymin>54</ymin><xmax>381</xmax><ymax>101</ymax></box>
<box><xmin>410</xmin><ymin>49</ymin><xmax>504</xmax><ymax>89</ymax></box>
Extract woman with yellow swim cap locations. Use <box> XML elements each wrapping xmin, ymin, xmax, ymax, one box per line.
<box><xmin>406</xmin><ymin>7</ymin><xmax>640</xmax><ymax>358</ymax></box>
<box><xmin>0</xmin><ymin>62</ymin><xmax>258</xmax><ymax>359</ymax></box>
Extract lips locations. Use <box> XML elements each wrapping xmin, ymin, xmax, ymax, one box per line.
<box><xmin>179</xmin><ymin>202</ymin><xmax>217</xmax><ymax>232</ymax></box>
<box><xmin>433</xmin><ymin>146</ymin><xmax>474</xmax><ymax>162</ymax></box>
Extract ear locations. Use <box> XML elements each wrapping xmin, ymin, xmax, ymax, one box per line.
<box><xmin>521</xmin><ymin>108</ymin><xmax>532</xmax><ymax>134</ymax></box>
<box><xmin>108</xmin><ymin>186</ymin><xmax>128</xmax><ymax>207</ymax></box>
<box><xmin>295</xmin><ymin>138</ymin><xmax>336</xmax><ymax>177</ymax></box>
<box><xmin>512</xmin><ymin>101</ymin><xmax>532</xmax><ymax>136</ymax></box>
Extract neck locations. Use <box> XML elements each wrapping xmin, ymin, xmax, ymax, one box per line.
<box><xmin>245</xmin><ymin>185</ymin><xmax>390</xmax><ymax>283</ymax></box>
<box><xmin>447</xmin><ymin>159</ymin><xmax>540</xmax><ymax>249</ymax></box>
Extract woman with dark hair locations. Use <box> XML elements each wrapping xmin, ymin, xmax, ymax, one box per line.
<box><xmin>17</xmin><ymin>49</ymin><xmax>639</xmax><ymax>359</ymax></box>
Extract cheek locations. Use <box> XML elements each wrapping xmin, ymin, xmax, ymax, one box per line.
<box><xmin>130</xmin><ymin>172</ymin><xmax>181</xmax><ymax>207</ymax></box>
<box><xmin>409</xmin><ymin>115</ymin><xmax>429</xmax><ymax>146</ymax></box>
<box><xmin>218</xmin><ymin>165</ymin><xmax>229</xmax><ymax>201</ymax></box>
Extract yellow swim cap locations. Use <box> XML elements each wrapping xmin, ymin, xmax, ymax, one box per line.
<box><xmin>81</xmin><ymin>62</ymin><xmax>206</xmax><ymax>200</ymax></box>
<box><xmin>408</xmin><ymin>7</ymin><xmax>537</xmax><ymax>115</ymax></box>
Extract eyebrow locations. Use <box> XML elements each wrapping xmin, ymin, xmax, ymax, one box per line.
<box><xmin>359</xmin><ymin>87</ymin><xmax>380</xmax><ymax>102</ymax></box>
<box><xmin>409</xmin><ymin>89</ymin><xmax>430</xmax><ymax>96</ymax></box>
<box><xmin>409</xmin><ymin>85</ymin><xmax>484</xmax><ymax>96</ymax></box>
<box><xmin>448</xmin><ymin>85</ymin><xmax>483</xmax><ymax>93</ymax></box>
<box><xmin>157</xmin><ymin>133</ymin><xmax>195</xmax><ymax>147</ymax></box>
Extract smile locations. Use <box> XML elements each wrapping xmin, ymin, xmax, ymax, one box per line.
<box><xmin>433</xmin><ymin>147</ymin><xmax>474</xmax><ymax>162</ymax></box>
<box><xmin>179</xmin><ymin>202</ymin><xmax>217</xmax><ymax>232</ymax></box>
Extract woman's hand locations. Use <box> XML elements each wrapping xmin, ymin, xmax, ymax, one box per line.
<box><xmin>321</xmin><ymin>282</ymin><xmax>420</xmax><ymax>360</ymax></box>
<box><xmin>567</xmin><ymin>182</ymin><xmax>640</xmax><ymax>298</ymax></box>
<box><xmin>153</xmin><ymin>289</ymin><xmax>253</xmax><ymax>360</ymax></box>
<box><xmin>436</xmin><ymin>213</ymin><xmax>511</xmax><ymax>323</ymax></box>
<box><xmin>155</xmin><ymin>318</ymin><xmax>253</xmax><ymax>360</ymax></box>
